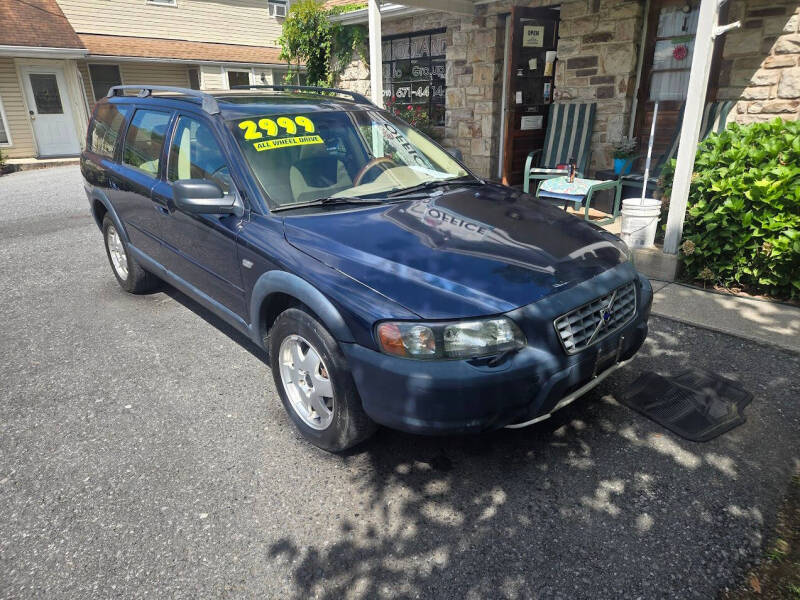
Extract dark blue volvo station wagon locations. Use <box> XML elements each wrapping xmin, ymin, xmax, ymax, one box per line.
<box><xmin>82</xmin><ymin>85</ymin><xmax>652</xmax><ymax>451</ymax></box>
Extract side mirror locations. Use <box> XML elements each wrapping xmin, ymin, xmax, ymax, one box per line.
<box><xmin>172</xmin><ymin>179</ymin><xmax>242</xmax><ymax>216</ymax></box>
<box><xmin>446</xmin><ymin>147</ymin><xmax>464</xmax><ymax>162</ymax></box>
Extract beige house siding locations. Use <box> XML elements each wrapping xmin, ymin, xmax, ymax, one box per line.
<box><xmin>199</xmin><ymin>65</ymin><xmax>226</xmax><ymax>90</ymax></box>
<box><xmin>80</xmin><ymin>60</ymin><xmax>191</xmax><ymax>111</ymax></box>
<box><xmin>0</xmin><ymin>58</ymin><xmax>36</xmax><ymax>159</ymax></box>
<box><xmin>199</xmin><ymin>64</ymin><xmax>277</xmax><ymax>90</ymax></box>
<box><xmin>56</xmin><ymin>0</ymin><xmax>284</xmax><ymax>48</ymax></box>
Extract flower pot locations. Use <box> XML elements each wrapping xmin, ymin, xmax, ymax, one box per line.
<box><xmin>613</xmin><ymin>157</ymin><xmax>632</xmax><ymax>175</ymax></box>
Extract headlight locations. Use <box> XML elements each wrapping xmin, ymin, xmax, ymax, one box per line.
<box><xmin>376</xmin><ymin>317</ymin><xmax>526</xmax><ymax>360</ymax></box>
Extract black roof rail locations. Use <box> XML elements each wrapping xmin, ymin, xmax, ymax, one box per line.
<box><xmin>106</xmin><ymin>85</ymin><xmax>220</xmax><ymax>114</ymax></box>
<box><xmin>230</xmin><ymin>84</ymin><xmax>373</xmax><ymax>106</ymax></box>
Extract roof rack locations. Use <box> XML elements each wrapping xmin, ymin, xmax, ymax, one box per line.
<box><xmin>106</xmin><ymin>85</ymin><xmax>220</xmax><ymax>114</ymax></box>
<box><xmin>230</xmin><ymin>84</ymin><xmax>373</xmax><ymax>106</ymax></box>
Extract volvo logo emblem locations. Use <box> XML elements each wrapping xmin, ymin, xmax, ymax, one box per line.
<box><xmin>587</xmin><ymin>291</ymin><xmax>618</xmax><ymax>344</ymax></box>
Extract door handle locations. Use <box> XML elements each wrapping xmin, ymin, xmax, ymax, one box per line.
<box><xmin>29</xmin><ymin>110</ymin><xmax>36</xmax><ymax>120</ymax></box>
<box><xmin>154</xmin><ymin>204</ymin><xmax>169</xmax><ymax>215</ymax></box>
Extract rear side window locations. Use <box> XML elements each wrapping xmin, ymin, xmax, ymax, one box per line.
<box><xmin>88</xmin><ymin>103</ymin><xmax>130</xmax><ymax>159</ymax></box>
<box><xmin>122</xmin><ymin>109</ymin><xmax>171</xmax><ymax>176</ymax></box>
<box><xmin>167</xmin><ymin>116</ymin><xmax>231</xmax><ymax>194</ymax></box>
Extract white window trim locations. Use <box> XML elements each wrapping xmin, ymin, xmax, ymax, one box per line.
<box><xmin>268</xmin><ymin>0</ymin><xmax>288</xmax><ymax>18</ymax></box>
<box><xmin>146</xmin><ymin>0</ymin><xmax>177</xmax><ymax>7</ymax></box>
<box><xmin>0</xmin><ymin>95</ymin><xmax>13</xmax><ymax>147</ymax></box>
<box><xmin>224</xmin><ymin>67</ymin><xmax>254</xmax><ymax>90</ymax></box>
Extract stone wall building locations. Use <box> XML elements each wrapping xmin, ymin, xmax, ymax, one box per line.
<box><xmin>332</xmin><ymin>0</ymin><xmax>800</xmax><ymax>182</ymax></box>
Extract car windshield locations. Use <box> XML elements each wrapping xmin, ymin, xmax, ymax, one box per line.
<box><xmin>230</xmin><ymin>110</ymin><xmax>470</xmax><ymax>209</ymax></box>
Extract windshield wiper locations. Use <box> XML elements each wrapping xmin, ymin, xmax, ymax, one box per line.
<box><xmin>271</xmin><ymin>196</ymin><xmax>386</xmax><ymax>213</ymax></box>
<box><xmin>386</xmin><ymin>176</ymin><xmax>485</xmax><ymax>198</ymax></box>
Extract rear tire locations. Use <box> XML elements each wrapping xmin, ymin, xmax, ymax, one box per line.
<box><xmin>269</xmin><ymin>307</ymin><xmax>377</xmax><ymax>452</ymax></box>
<box><xmin>102</xmin><ymin>216</ymin><xmax>159</xmax><ymax>294</ymax></box>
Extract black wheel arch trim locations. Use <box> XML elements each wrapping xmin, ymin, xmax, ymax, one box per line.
<box><xmin>250</xmin><ymin>271</ymin><xmax>355</xmax><ymax>346</ymax></box>
<box><xmin>88</xmin><ymin>186</ymin><xmax>130</xmax><ymax>245</ymax></box>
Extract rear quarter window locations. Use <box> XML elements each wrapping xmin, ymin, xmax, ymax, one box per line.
<box><xmin>88</xmin><ymin>103</ymin><xmax>130</xmax><ymax>159</ymax></box>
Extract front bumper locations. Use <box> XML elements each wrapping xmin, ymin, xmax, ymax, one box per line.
<box><xmin>342</xmin><ymin>267</ymin><xmax>653</xmax><ymax>435</ymax></box>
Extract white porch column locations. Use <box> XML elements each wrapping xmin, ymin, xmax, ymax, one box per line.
<box><xmin>368</xmin><ymin>0</ymin><xmax>383</xmax><ymax>107</ymax></box>
<box><xmin>663</xmin><ymin>0</ymin><xmax>740</xmax><ymax>254</ymax></box>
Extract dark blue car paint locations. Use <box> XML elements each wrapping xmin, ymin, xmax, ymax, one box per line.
<box><xmin>82</xmin><ymin>92</ymin><xmax>652</xmax><ymax>434</ymax></box>
<box><xmin>282</xmin><ymin>184</ymin><xmax>630</xmax><ymax>320</ymax></box>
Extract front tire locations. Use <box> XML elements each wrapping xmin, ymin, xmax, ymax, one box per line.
<box><xmin>269</xmin><ymin>308</ymin><xmax>377</xmax><ymax>452</ymax></box>
<box><xmin>102</xmin><ymin>216</ymin><xmax>159</xmax><ymax>294</ymax></box>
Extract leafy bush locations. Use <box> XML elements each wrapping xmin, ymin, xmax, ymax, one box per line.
<box><xmin>277</xmin><ymin>0</ymin><xmax>366</xmax><ymax>87</ymax></box>
<box><xmin>661</xmin><ymin>118</ymin><xmax>800</xmax><ymax>299</ymax></box>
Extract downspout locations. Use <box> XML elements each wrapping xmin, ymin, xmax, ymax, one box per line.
<box><xmin>628</xmin><ymin>0</ymin><xmax>650</xmax><ymax>138</ymax></box>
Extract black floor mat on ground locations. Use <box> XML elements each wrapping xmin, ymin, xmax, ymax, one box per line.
<box><xmin>620</xmin><ymin>368</ymin><xmax>753</xmax><ymax>442</ymax></box>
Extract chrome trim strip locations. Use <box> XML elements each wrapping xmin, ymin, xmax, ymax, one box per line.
<box><xmin>504</xmin><ymin>358</ymin><xmax>629</xmax><ymax>429</ymax></box>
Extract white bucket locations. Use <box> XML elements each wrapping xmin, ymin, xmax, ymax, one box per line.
<box><xmin>620</xmin><ymin>198</ymin><xmax>662</xmax><ymax>248</ymax></box>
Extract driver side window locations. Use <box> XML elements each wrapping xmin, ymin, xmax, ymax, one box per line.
<box><xmin>168</xmin><ymin>116</ymin><xmax>231</xmax><ymax>194</ymax></box>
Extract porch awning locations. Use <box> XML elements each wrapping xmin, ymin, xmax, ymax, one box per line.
<box><xmin>79</xmin><ymin>34</ymin><xmax>285</xmax><ymax>66</ymax></box>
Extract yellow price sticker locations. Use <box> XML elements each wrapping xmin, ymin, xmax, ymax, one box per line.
<box><xmin>238</xmin><ymin>115</ymin><xmax>316</xmax><ymax>140</ymax></box>
<box><xmin>253</xmin><ymin>135</ymin><xmax>324</xmax><ymax>152</ymax></box>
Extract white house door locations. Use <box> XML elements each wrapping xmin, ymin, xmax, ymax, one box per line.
<box><xmin>21</xmin><ymin>67</ymin><xmax>81</xmax><ymax>157</ymax></box>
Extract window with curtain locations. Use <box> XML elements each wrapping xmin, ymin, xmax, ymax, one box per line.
<box><xmin>381</xmin><ymin>29</ymin><xmax>446</xmax><ymax>126</ymax></box>
<box><xmin>649</xmin><ymin>4</ymin><xmax>699</xmax><ymax>102</ymax></box>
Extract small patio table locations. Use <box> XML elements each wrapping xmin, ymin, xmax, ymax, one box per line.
<box><xmin>535</xmin><ymin>175</ymin><xmax>621</xmax><ymax>225</ymax></box>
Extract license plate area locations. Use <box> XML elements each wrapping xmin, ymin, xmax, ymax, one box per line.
<box><xmin>593</xmin><ymin>335</ymin><xmax>624</xmax><ymax>376</ymax></box>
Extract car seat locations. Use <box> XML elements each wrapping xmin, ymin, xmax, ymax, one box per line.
<box><xmin>289</xmin><ymin>143</ymin><xmax>353</xmax><ymax>204</ymax></box>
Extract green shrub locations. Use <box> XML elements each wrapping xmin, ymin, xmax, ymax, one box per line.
<box><xmin>277</xmin><ymin>0</ymin><xmax>366</xmax><ymax>87</ymax></box>
<box><xmin>661</xmin><ymin>118</ymin><xmax>800</xmax><ymax>299</ymax></box>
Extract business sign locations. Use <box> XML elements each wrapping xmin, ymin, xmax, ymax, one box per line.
<box><xmin>522</xmin><ymin>25</ymin><xmax>545</xmax><ymax>47</ymax></box>
<box><xmin>520</xmin><ymin>115</ymin><xmax>543</xmax><ymax>130</ymax></box>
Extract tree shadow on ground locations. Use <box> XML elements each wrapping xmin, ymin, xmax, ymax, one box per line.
<box><xmin>265</xmin><ymin>318</ymin><xmax>800</xmax><ymax>599</ymax></box>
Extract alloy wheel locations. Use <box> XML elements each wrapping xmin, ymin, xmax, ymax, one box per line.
<box><xmin>278</xmin><ymin>334</ymin><xmax>335</xmax><ymax>430</ymax></box>
<box><xmin>106</xmin><ymin>224</ymin><xmax>129</xmax><ymax>280</ymax></box>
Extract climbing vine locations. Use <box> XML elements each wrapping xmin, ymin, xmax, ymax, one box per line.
<box><xmin>277</xmin><ymin>0</ymin><xmax>367</xmax><ymax>87</ymax></box>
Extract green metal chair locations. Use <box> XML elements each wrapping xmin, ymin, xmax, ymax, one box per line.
<box><xmin>619</xmin><ymin>100</ymin><xmax>736</xmax><ymax>197</ymax></box>
<box><xmin>523</xmin><ymin>103</ymin><xmax>597</xmax><ymax>193</ymax></box>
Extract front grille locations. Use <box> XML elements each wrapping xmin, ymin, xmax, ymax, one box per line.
<box><xmin>554</xmin><ymin>282</ymin><xmax>637</xmax><ymax>355</ymax></box>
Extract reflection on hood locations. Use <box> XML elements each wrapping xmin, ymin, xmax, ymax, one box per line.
<box><xmin>283</xmin><ymin>184</ymin><xmax>628</xmax><ymax>318</ymax></box>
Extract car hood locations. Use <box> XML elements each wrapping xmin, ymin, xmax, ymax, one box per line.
<box><xmin>283</xmin><ymin>183</ymin><xmax>629</xmax><ymax>319</ymax></box>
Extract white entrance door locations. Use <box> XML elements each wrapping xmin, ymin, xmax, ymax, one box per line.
<box><xmin>21</xmin><ymin>66</ymin><xmax>81</xmax><ymax>157</ymax></box>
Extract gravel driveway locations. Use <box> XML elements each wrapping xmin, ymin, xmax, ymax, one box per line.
<box><xmin>1</xmin><ymin>166</ymin><xmax>798</xmax><ymax>599</ymax></box>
